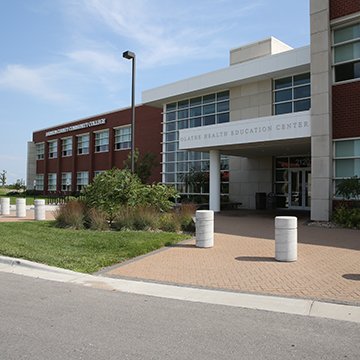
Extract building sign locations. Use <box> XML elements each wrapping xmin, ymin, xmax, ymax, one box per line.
<box><xmin>179</xmin><ymin>111</ymin><xmax>311</xmax><ymax>150</ymax></box>
<box><xmin>45</xmin><ymin>118</ymin><xmax>106</xmax><ymax>137</ymax></box>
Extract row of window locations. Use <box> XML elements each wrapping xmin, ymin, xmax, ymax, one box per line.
<box><xmin>333</xmin><ymin>21</ymin><xmax>360</xmax><ymax>82</ymax></box>
<box><xmin>36</xmin><ymin>126</ymin><xmax>131</xmax><ymax>160</ymax></box>
<box><xmin>34</xmin><ymin>171</ymin><xmax>105</xmax><ymax>192</ymax></box>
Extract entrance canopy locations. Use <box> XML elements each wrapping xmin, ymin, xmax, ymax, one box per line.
<box><xmin>179</xmin><ymin>111</ymin><xmax>311</xmax><ymax>156</ymax></box>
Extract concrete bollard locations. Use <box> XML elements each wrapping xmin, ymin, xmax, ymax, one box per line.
<box><xmin>16</xmin><ymin>198</ymin><xmax>27</xmax><ymax>218</ymax></box>
<box><xmin>34</xmin><ymin>199</ymin><xmax>46</xmax><ymax>220</ymax></box>
<box><xmin>275</xmin><ymin>216</ymin><xmax>297</xmax><ymax>262</ymax></box>
<box><xmin>195</xmin><ymin>210</ymin><xmax>214</xmax><ymax>248</ymax></box>
<box><xmin>0</xmin><ymin>197</ymin><xmax>10</xmax><ymax>215</ymax></box>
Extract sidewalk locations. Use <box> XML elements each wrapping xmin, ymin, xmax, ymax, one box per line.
<box><xmin>103</xmin><ymin>211</ymin><xmax>360</xmax><ymax>305</ymax></box>
<box><xmin>0</xmin><ymin>206</ymin><xmax>56</xmax><ymax>222</ymax></box>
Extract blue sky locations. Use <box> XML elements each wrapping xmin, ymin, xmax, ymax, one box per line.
<box><xmin>0</xmin><ymin>0</ymin><xmax>309</xmax><ymax>184</ymax></box>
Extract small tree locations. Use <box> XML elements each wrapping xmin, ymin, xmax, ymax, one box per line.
<box><xmin>336</xmin><ymin>176</ymin><xmax>360</xmax><ymax>200</ymax></box>
<box><xmin>14</xmin><ymin>179</ymin><xmax>26</xmax><ymax>191</ymax></box>
<box><xmin>0</xmin><ymin>170</ymin><xmax>6</xmax><ymax>187</ymax></box>
<box><xmin>123</xmin><ymin>148</ymin><xmax>157</xmax><ymax>183</ymax></box>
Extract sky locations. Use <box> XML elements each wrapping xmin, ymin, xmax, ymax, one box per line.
<box><xmin>0</xmin><ymin>0</ymin><xmax>310</xmax><ymax>184</ymax></box>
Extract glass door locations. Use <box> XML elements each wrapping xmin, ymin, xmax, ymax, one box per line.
<box><xmin>289</xmin><ymin>169</ymin><xmax>311</xmax><ymax>209</ymax></box>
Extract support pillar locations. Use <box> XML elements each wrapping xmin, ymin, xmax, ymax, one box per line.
<box><xmin>209</xmin><ymin>150</ymin><xmax>220</xmax><ymax>212</ymax></box>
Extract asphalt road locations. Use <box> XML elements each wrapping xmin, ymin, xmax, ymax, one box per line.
<box><xmin>0</xmin><ymin>272</ymin><xmax>359</xmax><ymax>360</ymax></box>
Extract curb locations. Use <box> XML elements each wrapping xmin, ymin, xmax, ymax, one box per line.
<box><xmin>0</xmin><ymin>255</ymin><xmax>359</xmax><ymax>324</ymax></box>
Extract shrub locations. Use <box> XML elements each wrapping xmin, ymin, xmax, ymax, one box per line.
<box><xmin>332</xmin><ymin>203</ymin><xmax>360</xmax><ymax>229</ymax></box>
<box><xmin>158</xmin><ymin>213</ymin><xmax>180</xmax><ymax>233</ymax></box>
<box><xmin>112</xmin><ymin>206</ymin><xmax>159</xmax><ymax>231</ymax></box>
<box><xmin>177</xmin><ymin>203</ymin><xmax>196</xmax><ymax>233</ymax></box>
<box><xmin>86</xmin><ymin>208</ymin><xmax>109</xmax><ymax>231</ymax></box>
<box><xmin>54</xmin><ymin>200</ymin><xmax>86</xmax><ymax>229</ymax></box>
<box><xmin>336</xmin><ymin>176</ymin><xmax>360</xmax><ymax>200</ymax></box>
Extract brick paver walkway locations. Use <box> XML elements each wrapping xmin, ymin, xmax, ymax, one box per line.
<box><xmin>106</xmin><ymin>212</ymin><xmax>360</xmax><ymax>305</ymax></box>
<box><xmin>0</xmin><ymin>210</ymin><xmax>55</xmax><ymax>222</ymax></box>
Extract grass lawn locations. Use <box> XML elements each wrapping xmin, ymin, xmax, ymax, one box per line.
<box><xmin>0</xmin><ymin>221</ymin><xmax>190</xmax><ymax>273</ymax></box>
<box><xmin>0</xmin><ymin>188</ymin><xmax>35</xmax><ymax>205</ymax></box>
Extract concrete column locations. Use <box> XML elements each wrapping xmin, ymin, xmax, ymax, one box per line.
<box><xmin>209</xmin><ymin>150</ymin><xmax>220</xmax><ymax>212</ymax></box>
<box><xmin>195</xmin><ymin>210</ymin><xmax>214</xmax><ymax>248</ymax></box>
<box><xmin>275</xmin><ymin>216</ymin><xmax>297</xmax><ymax>262</ymax></box>
<box><xmin>34</xmin><ymin>199</ymin><xmax>46</xmax><ymax>220</ymax></box>
<box><xmin>16</xmin><ymin>198</ymin><xmax>26</xmax><ymax>218</ymax></box>
<box><xmin>0</xmin><ymin>197</ymin><xmax>10</xmax><ymax>215</ymax></box>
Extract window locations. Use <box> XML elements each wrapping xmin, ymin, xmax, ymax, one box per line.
<box><xmin>77</xmin><ymin>171</ymin><xmax>89</xmax><ymax>191</ymax></box>
<box><xmin>163</xmin><ymin>91</ymin><xmax>230</xmax><ymax>196</ymax></box>
<box><xmin>36</xmin><ymin>143</ymin><xmax>44</xmax><ymax>160</ymax></box>
<box><xmin>334</xmin><ymin>139</ymin><xmax>360</xmax><ymax>195</ymax></box>
<box><xmin>35</xmin><ymin>174</ymin><xmax>44</xmax><ymax>191</ymax></box>
<box><xmin>94</xmin><ymin>170</ymin><xmax>105</xmax><ymax>177</ymax></box>
<box><xmin>77</xmin><ymin>134</ymin><xmax>89</xmax><ymax>155</ymax></box>
<box><xmin>48</xmin><ymin>173</ymin><xmax>57</xmax><ymax>192</ymax></box>
<box><xmin>48</xmin><ymin>140</ymin><xmax>57</xmax><ymax>159</ymax></box>
<box><xmin>333</xmin><ymin>22</ymin><xmax>360</xmax><ymax>82</ymax></box>
<box><xmin>115</xmin><ymin>126</ymin><xmax>131</xmax><ymax>150</ymax></box>
<box><xmin>61</xmin><ymin>172</ymin><xmax>72</xmax><ymax>192</ymax></box>
<box><xmin>95</xmin><ymin>130</ymin><xmax>109</xmax><ymax>152</ymax></box>
<box><xmin>62</xmin><ymin>138</ymin><xmax>72</xmax><ymax>157</ymax></box>
<box><xmin>273</xmin><ymin>73</ymin><xmax>311</xmax><ymax>115</ymax></box>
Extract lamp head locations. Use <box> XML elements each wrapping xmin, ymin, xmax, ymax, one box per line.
<box><xmin>122</xmin><ymin>50</ymin><xmax>135</xmax><ymax>60</ymax></box>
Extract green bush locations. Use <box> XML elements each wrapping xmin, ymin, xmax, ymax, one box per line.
<box><xmin>86</xmin><ymin>208</ymin><xmax>109</xmax><ymax>231</ymax></box>
<box><xmin>332</xmin><ymin>203</ymin><xmax>360</xmax><ymax>229</ymax></box>
<box><xmin>54</xmin><ymin>200</ymin><xmax>86</xmax><ymax>229</ymax></box>
<box><xmin>158</xmin><ymin>213</ymin><xmax>180</xmax><ymax>233</ymax></box>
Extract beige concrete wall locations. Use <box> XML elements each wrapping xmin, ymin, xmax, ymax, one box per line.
<box><xmin>229</xmin><ymin>156</ymin><xmax>273</xmax><ymax>208</ymax></box>
<box><xmin>26</xmin><ymin>141</ymin><xmax>36</xmax><ymax>189</ymax></box>
<box><xmin>230</xmin><ymin>79</ymin><xmax>272</xmax><ymax>121</ymax></box>
<box><xmin>228</xmin><ymin>80</ymin><xmax>273</xmax><ymax>209</ymax></box>
<box><xmin>310</xmin><ymin>0</ymin><xmax>332</xmax><ymax>221</ymax></box>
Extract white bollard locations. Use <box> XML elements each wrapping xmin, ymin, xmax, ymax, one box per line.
<box><xmin>275</xmin><ymin>216</ymin><xmax>297</xmax><ymax>262</ymax></box>
<box><xmin>34</xmin><ymin>199</ymin><xmax>46</xmax><ymax>220</ymax></box>
<box><xmin>196</xmin><ymin>210</ymin><xmax>214</xmax><ymax>248</ymax></box>
<box><xmin>16</xmin><ymin>198</ymin><xmax>27</xmax><ymax>218</ymax></box>
<box><xmin>0</xmin><ymin>197</ymin><xmax>10</xmax><ymax>215</ymax></box>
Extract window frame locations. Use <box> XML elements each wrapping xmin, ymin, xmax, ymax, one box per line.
<box><xmin>114</xmin><ymin>125</ymin><xmax>132</xmax><ymax>151</ymax></box>
<box><xmin>48</xmin><ymin>140</ymin><xmax>58</xmax><ymax>159</ymax></box>
<box><xmin>36</xmin><ymin>142</ymin><xmax>45</xmax><ymax>160</ymax></box>
<box><xmin>94</xmin><ymin>130</ymin><xmax>109</xmax><ymax>153</ymax></box>
<box><xmin>61</xmin><ymin>137</ymin><xmax>73</xmax><ymax>157</ymax></box>
<box><xmin>77</xmin><ymin>133</ymin><xmax>90</xmax><ymax>155</ymax></box>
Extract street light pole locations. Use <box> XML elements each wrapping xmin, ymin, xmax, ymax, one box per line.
<box><xmin>122</xmin><ymin>50</ymin><xmax>136</xmax><ymax>174</ymax></box>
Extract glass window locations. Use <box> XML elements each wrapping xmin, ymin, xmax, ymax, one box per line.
<box><xmin>35</xmin><ymin>174</ymin><xmax>44</xmax><ymax>191</ymax></box>
<box><xmin>217</xmin><ymin>113</ymin><xmax>229</xmax><ymax>123</ymax></box>
<box><xmin>190</xmin><ymin>97</ymin><xmax>202</xmax><ymax>106</ymax></box>
<box><xmin>166</xmin><ymin>112</ymin><xmax>176</xmax><ymax>122</ymax></box>
<box><xmin>178</xmin><ymin>120</ymin><xmax>188</xmax><ymax>129</ymax></box>
<box><xmin>217</xmin><ymin>101</ymin><xmax>229</xmax><ymax>113</ymax></box>
<box><xmin>203</xmin><ymin>94</ymin><xmax>215</xmax><ymax>103</ymax></box>
<box><xmin>189</xmin><ymin>117</ymin><xmax>202</xmax><ymax>128</ymax></box>
<box><xmin>333</xmin><ymin>22</ymin><xmax>360</xmax><ymax>82</ymax></box>
<box><xmin>178</xmin><ymin>100</ymin><xmax>189</xmax><ymax>109</ymax></box>
<box><xmin>177</xmin><ymin>151</ymin><xmax>188</xmax><ymax>161</ymax></box>
<box><xmin>61</xmin><ymin>172</ymin><xmax>72</xmax><ymax>191</ymax></box>
<box><xmin>203</xmin><ymin>104</ymin><xmax>215</xmax><ymax>115</ymax></box>
<box><xmin>217</xmin><ymin>91</ymin><xmax>229</xmax><ymax>101</ymax></box>
<box><xmin>115</xmin><ymin>126</ymin><xmax>131</xmax><ymax>150</ymax></box>
<box><xmin>335</xmin><ymin>139</ymin><xmax>360</xmax><ymax>157</ymax></box>
<box><xmin>274</xmin><ymin>76</ymin><xmax>292</xmax><ymax>89</ymax></box>
<box><xmin>77</xmin><ymin>134</ymin><xmax>89</xmax><ymax>155</ymax></box>
<box><xmin>165</xmin><ymin>132</ymin><xmax>177</xmax><ymax>142</ymax></box>
<box><xmin>164</xmin><ymin>152</ymin><xmax>175</xmax><ymax>162</ymax></box>
<box><xmin>48</xmin><ymin>140</ymin><xmax>57</xmax><ymax>159</ymax></box>
<box><xmin>275</xmin><ymin>102</ymin><xmax>292</xmax><ymax>115</ymax></box>
<box><xmin>165</xmin><ymin>163</ymin><xmax>175</xmax><ymax>173</ymax></box>
<box><xmin>177</xmin><ymin>109</ymin><xmax>188</xmax><ymax>119</ymax></box>
<box><xmin>36</xmin><ymin>143</ymin><xmax>44</xmax><ymax>160</ymax></box>
<box><xmin>76</xmin><ymin>171</ymin><xmax>89</xmax><ymax>191</ymax></box>
<box><xmin>190</xmin><ymin>106</ymin><xmax>202</xmax><ymax>117</ymax></box>
<box><xmin>166</xmin><ymin>122</ymin><xmax>176</xmax><ymax>132</ymax></box>
<box><xmin>273</xmin><ymin>73</ymin><xmax>311</xmax><ymax>115</ymax></box>
<box><xmin>48</xmin><ymin>173</ymin><xmax>57</xmax><ymax>192</ymax></box>
<box><xmin>62</xmin><ymin>138</ymin><xmax>72</xmax><ymax>157</ymax></box>
<box><xmin>203</xmin><ymin>115</ymin><xmax>215</xmax><ymax>126</ymax></box>
<box><xmin>166</xmin><ymin>103</ymin><xmax>176</xmax><ymax>111</ymax></box>
<box><xmin>95</xmin><ymin>130</ymin><xmax>109</xmax><ymax>152</ymax></box>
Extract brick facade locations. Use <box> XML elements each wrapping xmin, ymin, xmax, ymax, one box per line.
<box><xmin>332</xmin><ymin>81</ymin><xmax>360</xmax><ymax>139</ymax></box>
<box><xmin>33</xmin><ymin>105</ymin><xmax>162</xmax><ymax>194</ymax></box>
<box><xmin>330</xmin><ymin>0</ymin><xmax>360</xmax><ymax>20</ymax></box>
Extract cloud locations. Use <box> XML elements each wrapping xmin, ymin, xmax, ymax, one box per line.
<box><xmin>0</xmin><ymin>64</ymin><xmax>69</xmax><ymax>103</ymax></box>
<box><xmin>77</xmin><ymin>0</ymin><xmax>263</xmax><ymax>67</ymax></box>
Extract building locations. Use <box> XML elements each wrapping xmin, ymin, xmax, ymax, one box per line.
<box><xmin>27</xmin><ymin>105</ymin><xmax>162</xmax><ymax>194</ymax></box>
<box><xmin>27</xmin><ymin>0</ymin><xmax>360</xmax><ymax>221</ymax></box>
<box><xmin>141</xmin><ymin>0</ymin><xmax>360</xmax><ymax>221</ymax></box>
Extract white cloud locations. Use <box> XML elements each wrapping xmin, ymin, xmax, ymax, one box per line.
<box><xmin>0</xmin><ymin>64</ymin><xmax>69</xmax><ymax>103</ymax></box>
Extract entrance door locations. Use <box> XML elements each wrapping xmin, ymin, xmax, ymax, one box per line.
<box><xmin>289</xmin><ymin>169</ymin><xmax>311</xmax><ymax>209</ymax></box>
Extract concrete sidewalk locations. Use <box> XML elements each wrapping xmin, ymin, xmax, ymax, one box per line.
<box><xmin>103</xmin><ymin>211</ymin><xmax>360</xmax><ymax>305</ymax></box>
<box><xmin>0</xmin><ymin>206</ymin><xmax>56</xmax><ymax>222</ymax></box>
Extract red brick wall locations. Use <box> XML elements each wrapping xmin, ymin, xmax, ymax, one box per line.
<box><xmin>330</xmin><ymin>0</ymin><xmax>360</xmax><ymax>20</ymax></box>
<box><xmin>332</xmin><ymin>81</ymin><xmax>360</xmax><ymax>139</ymax></box>
<box><xmin>33</xmin><ymin>105</ymin><xmax>162</xmax><ymax>193</ymax></box>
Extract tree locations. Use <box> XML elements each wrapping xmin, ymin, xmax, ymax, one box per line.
<box><xmin>14</xmin><ymin>179</ymin><xmax>26</xmax><ymax>191</ymax></box>
<box><xmin>123</xmin><ymin>148</ymin><xmax>157</xmax><ymax>183</ymax></box>
<box><xmin>0</xmin><ymin>170</ymin><xmax>6</xmax><ymax>187</ymax></box>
